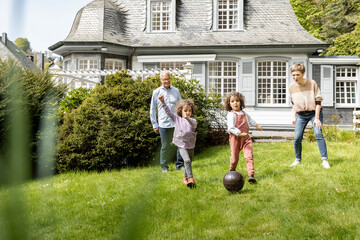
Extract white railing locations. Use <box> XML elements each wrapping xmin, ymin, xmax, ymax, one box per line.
<box><xmin>49</xmin><ymin>62</ymin><xmax>194</xmax><ymax>91</ymax></box>
<box><xmin>353</xmin><ymin>110</ymin><xmax>360</xmax><ymax>131</ymax></box>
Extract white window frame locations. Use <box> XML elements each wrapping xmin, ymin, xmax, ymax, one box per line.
<box><xmin>335</xmin><ymin>66</ymin><xmax>359</xmax><ymax>108</ymax></box>
<box><xmin>160</xmin><ymin>62</ymin><xmax>187</xmax><ymax>70</ymax></box>
<box><xmin>147</xmin><ymin>0</ymin><xmax>176</xmax><ymax>33</ymax></box>
<box><xmin>77</xmin><ymin>58</ymin><xmax>99</xmax><ymax>70</ymax></box>
<box><xmin>104</xmin><ymin>59</ymin><xmax>125</xmax><ymax>71</ymax></box>
<box><xmin>213</xmin><ymin>0</ymin><xmax>244</xmax><ymax>31</ymax></box>
<box><xmin>256</xmin><ymin>60</ymin><xmax>288</xmax><ymax>107</ymax></box>
<box><xmin>207</xmin><ymin>60</ymin><xmax>238</xmax><ymax>97</ymax></box>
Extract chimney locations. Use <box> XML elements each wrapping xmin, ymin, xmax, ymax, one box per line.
<box><xmin>1</xmin><ymin>32</ymin><xmax>7</xmax><ymax>45</ymax></box>
<box><xmin>36</xmin><ymin>53</ymin><xmax>44</xmax><ymax>70</ymax></box>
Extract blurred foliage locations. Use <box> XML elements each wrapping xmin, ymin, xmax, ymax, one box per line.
<box><xmin>14</xmin><ymin>37</ymin><xmax>31</xmax><ymax>54</ymax></box>
<box><xmin>0</xmin><ymin>59</ymin><xmax>67</xmax><ymax>178</ymax></box>
<box><xmin>58</xmin><ymin>87</ymin><xmax>93</xmax><ymax>121</ymax></box>
<box><xmin>290</xmin><ymin>0</ymin><xmax>360</xmax><ymax>56</ymax></box>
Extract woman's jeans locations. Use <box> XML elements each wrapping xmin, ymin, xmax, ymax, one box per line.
<box><xmin>294</xmin><ymin>111</ymin><xmax>328</xmax><ymax>161</ymax></box>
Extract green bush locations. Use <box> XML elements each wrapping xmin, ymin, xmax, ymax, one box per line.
<box><xmin>0</xmin><ymin>59</ymin><xmax>67</xmax><ymax>179</ymax></box>
<box><xmin>305</xmin><ymin>126</ymin><xmax>360</xmax><ymax>143</ymax></box>
<box><xmin>57</xmin><ymin>72</ymin><xmax>160</xmax><ymax>172</ymax></box>
<box><xmin>171</xmin><ymin>77</ymin><xmax>226</xmax><ymax>149</ymax></box>
<box><xmin>58</xmin><ymin>87</ymin><xmax>93</xmax><ymax>121</ymax></box>
<box><xmin>57</xmin><ymin>72</ymin><xmax>224</xmax><ymax>172</ymax></box>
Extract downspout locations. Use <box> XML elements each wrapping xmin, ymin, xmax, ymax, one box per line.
<box><xmin>128</xmin><ymin>47</ymin><xmax>136</xmax><ymax>70</ymax></box>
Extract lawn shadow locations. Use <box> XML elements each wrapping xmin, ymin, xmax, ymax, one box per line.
<box><xmin>327</xmin><ymin>157</ymin><xmax>345</xmax><ymax>167</ymax></box>
<box><xmin>256</xmin><ymin>167</ymin><xmax>292</xmax><ymax>182</ymax></box>
<box><xmin>225</xmin><ymin>187</ymin><xmax>255</xmax><ymax>195</ymax></box>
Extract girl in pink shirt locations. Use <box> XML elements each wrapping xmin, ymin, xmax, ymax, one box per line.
<box><xmin>224</xmin><ymin>92</ymin><xmax>263</xmax><ymax>184</ymax></box>
<box><xmin>158</xmin><ymin>95</ymin><xmax>197</xmax><ymax>188</ymax></box>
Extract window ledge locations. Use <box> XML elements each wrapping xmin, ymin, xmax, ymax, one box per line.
<box><xmin>335</xmin><ymin>104</ymin><xmax>359</xmax><ymax>108</ymax></box>
<box><xmin>212</xmin><ymin>29</ymin><xmax>244</xmax><ymax>32</ymax></box>
<box><xmin>147</xmin><ymin>31</ymin><xmax>176</xmax><ymax>34</ymax></box>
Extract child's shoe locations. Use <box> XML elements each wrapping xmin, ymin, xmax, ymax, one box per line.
<box><xmin>248</xmin><ymin>175</ymin><xmax>256</xmax><ymax>184</ymax></box>
<box><xmin>290</xmin><ymin>159</ymin><xmax>301</xmax><ymax>167</ymax></box>
<box><xmin>321</xmin><ymin>160</ymin><xmax>330</xmax><ymax>169</ymax></box>
<box><xmin>187</xmin><ymin>177</ymin><xmax>196</xmax><ymax>188</ymax></box>
<box><xmin>182</xmin><ymin>177</ymin><xmax>188</xmax><ymax>185</ymax></box>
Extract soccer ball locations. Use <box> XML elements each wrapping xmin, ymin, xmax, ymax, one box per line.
<box><xmin>223</xmin><ymin>171</ymin><xmax>244</xmax><ymax>192</ymax></box>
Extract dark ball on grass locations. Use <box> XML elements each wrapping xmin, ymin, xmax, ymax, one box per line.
<box><xmin>223</xmin><ymin>171</ymin><xmax>244</xmax><ymax>192</ymax></box>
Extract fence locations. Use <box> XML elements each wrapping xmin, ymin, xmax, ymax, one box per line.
<box><xmin>49</xmin><ymin>61</ymin><xmax>194</xmax><ymax>91</ymax></box>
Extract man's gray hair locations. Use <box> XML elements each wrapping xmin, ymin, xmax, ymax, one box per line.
<box><xmin>160</xmin><ymin>70</ymin><xmax>170</xmax><ymax>79</ymax></box>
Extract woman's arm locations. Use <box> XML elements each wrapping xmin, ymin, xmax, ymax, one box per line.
<box><xmin>313</xmin><ymin>104</ymin><xmax>322</xmax><ymax>130</ymax></box>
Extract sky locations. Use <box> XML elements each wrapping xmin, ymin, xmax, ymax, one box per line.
<box><xmin>0</xmin><ymin>0</ymin><xmax>92</xmax><ymax>53</ymax></box>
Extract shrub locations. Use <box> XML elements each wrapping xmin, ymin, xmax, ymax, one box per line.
<box><xmin>0</xmin><ymin>59</ymin><xmax>67</xmax><ymax>179</ymax></box>
<box><xmin>58</xmin><ymin>87</ymin><xmax>93</xmax><ymax>121</ymax></box>
<box><xmin>169</xmin><ymin>77</ymin><xmax>225</xmax><ymax>150</ymax></box>
<box><xmin>57</xmin><ymin>72</ymin><xmax>224</xmax><ymax>172</ymax></box>
<box><xmin>57</xmin><ymin>72</ymin><xmax>160</xmax><ymax>172</ymax></box>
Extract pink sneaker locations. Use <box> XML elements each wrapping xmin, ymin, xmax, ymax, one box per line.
<box><xmin>187</xmin><ymin>177</ymin><xmax>196</xmax><ymax>188</ymax></box>
<box><xmin>182</xmin><ymin>177</ymin><xmax>188</xmax><ymax>185</ymax></box>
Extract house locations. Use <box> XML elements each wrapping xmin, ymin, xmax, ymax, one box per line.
<box><xmin>48</xmin><ymin>0</ymin><xmax>360</xmax><ymax>129</ymax></box>
<box><xmin>0</xmin><ymin>32</ymin><xmax>39</xmax><ymax>70</ymax></box>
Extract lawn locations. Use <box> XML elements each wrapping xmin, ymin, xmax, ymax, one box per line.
<box><xmin>1</xmin><ymin>141</ymin><xmax>360</xmax><ymax>239</ymax></box>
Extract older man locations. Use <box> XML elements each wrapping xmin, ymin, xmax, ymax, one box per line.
<box><xmin>150</xmin><ymin>71</ymin><xmax>184</xmax><ymax>172</ymax></box>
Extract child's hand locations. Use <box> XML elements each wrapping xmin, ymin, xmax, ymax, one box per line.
<box><xmin>239</xmin><ymin>132</ymin><xmax>248</xmax><ymax>137</ymax></box>
<box><xmin>158</xmin><ymin>95</ymin><xmax>165</xmax><ymax>104</ymax></box>
<box><xmin>256</xmin><ymin>124</ymin><xmax>263</xmax><ymax>131</ymax></box>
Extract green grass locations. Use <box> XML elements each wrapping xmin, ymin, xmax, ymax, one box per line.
<box><xmin>1</xmin><ymin>141</ymin><xmax>360</xmax><ymax>239</ymax></box>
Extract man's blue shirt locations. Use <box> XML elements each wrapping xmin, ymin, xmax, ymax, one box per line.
<box><xmin>150</xmin><ymin>86</ymin><xmax>181</xmax><ymax>129</ymax></box>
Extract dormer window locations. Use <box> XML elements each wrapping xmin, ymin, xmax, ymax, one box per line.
<box><xmin>147</xmin><ymin>0</ymin><xmax>176</xmax><ymax>33</ymax></box>
<box><xmin>214</xmin><ymin>0</ymin><xmax>244</xmax><ymax>31</ymax></box>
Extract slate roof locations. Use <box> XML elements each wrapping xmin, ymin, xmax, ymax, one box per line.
<box><xmin>0</xmin><ymin>35</ymin><xmax>37</xmax><ymax>70</ymax></box>
<box><xmin>54</xmin><ymin>0</ymin><xmax>325</xmax><ymax>49</ymax></box>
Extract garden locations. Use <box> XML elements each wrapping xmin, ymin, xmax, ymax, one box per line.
<box><xmin>0</xmin><ymin>60</ymin><xmax>359</xmax><ymax>239</ymax></box>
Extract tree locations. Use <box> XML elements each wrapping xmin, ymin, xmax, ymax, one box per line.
<box><xmin>324</xmin><ymin>15</ymin><xmax>360</xmax><ymax>56</ymax></box>
<box><xmin>0</xmin><ymin>59</ymin><xmax>67</xmax><ymax>181</ymax></box>
<box><xmin>290</xmin><ymin>0</ymin><xmax>360</xmax><ymax>56</ymax></box>
<box><xmin>14</xmin><ymin>37</ymin><xmax>32</xmax><ymax>54</ymax></box>
<box><xmin>322</xmin><ymin>0</ymin><xmax>360</xmax><ymax>42</ymax></box>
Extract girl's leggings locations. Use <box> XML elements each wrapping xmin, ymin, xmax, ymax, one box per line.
<box><xmin>179</xmin><ymin>148</ymin><xmax>194</xmax><ymax>178</ymax></box>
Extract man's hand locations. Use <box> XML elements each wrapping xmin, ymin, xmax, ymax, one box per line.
<box><xmin>256</xmin><ymin>124</ymin><xmax>263</xmax><ymax>131</ymax></box>
<box><xmin>154</xmin><ymin>128</ymin><xmax>159</xmax><ymax>134</ymax></box>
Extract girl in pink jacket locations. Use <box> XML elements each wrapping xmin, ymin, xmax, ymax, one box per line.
<box><xmin>158</xmin><ymin>95</ymin><xmax>197</xmax><ymax>188</ymax></box>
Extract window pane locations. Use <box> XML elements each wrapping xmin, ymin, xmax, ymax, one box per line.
<box><xmin>217</xmin><ymin>0</ymin><xmax>239</xmax><ymax>30</ymax></box>
<box><xmin>208</xmin><ymin>61</ymin><xmax>237</xmax><ymax>97</ymax></box>
<box><xmin>335</xmin><ymin>67</ymin><xmax>357</xmax><ymax>105</ymax></box>
<box><xmin>160</xmin><ymin>62</ymin><xmax>186</xmax><ymax>70</ymax></box>
<box><xmin>151</xmin><ymin>1</ymin><xmax>171</xmax><ymax>31</ymax></box>
<box><xmin>257</xmin><ymin>61</ymin><xmax>287</xmax><ymax>105</ymax></box>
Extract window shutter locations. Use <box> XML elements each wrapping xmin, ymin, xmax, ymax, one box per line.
<box><xmin>289</xmin><ymin>59</ymin><xmax>308</xmax><ymax>83</ymax></box>
<box><xmin>192</xmin><ymin>63</ymin><xmax>205</xmax><ymax>86</ymax></box>
<box><xmin>239</xmin><ymin>59</ymin><xmax>255</xmax><ymax>106</ymax></box>
<box><xmin>320</xmin><ymin>65</ymin><xmax>334</xmax><ymax>107</ymax></box>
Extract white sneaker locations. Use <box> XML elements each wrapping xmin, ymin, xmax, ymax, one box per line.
<box><xmin>321</xmin><ymin>160</ymin><xmax>330</xmax><ymax>169</ymax></box>
<box><xmin>290</xmin><ymin>159</ymin><xmax>301</xmax><ymax>167</ymax></box>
